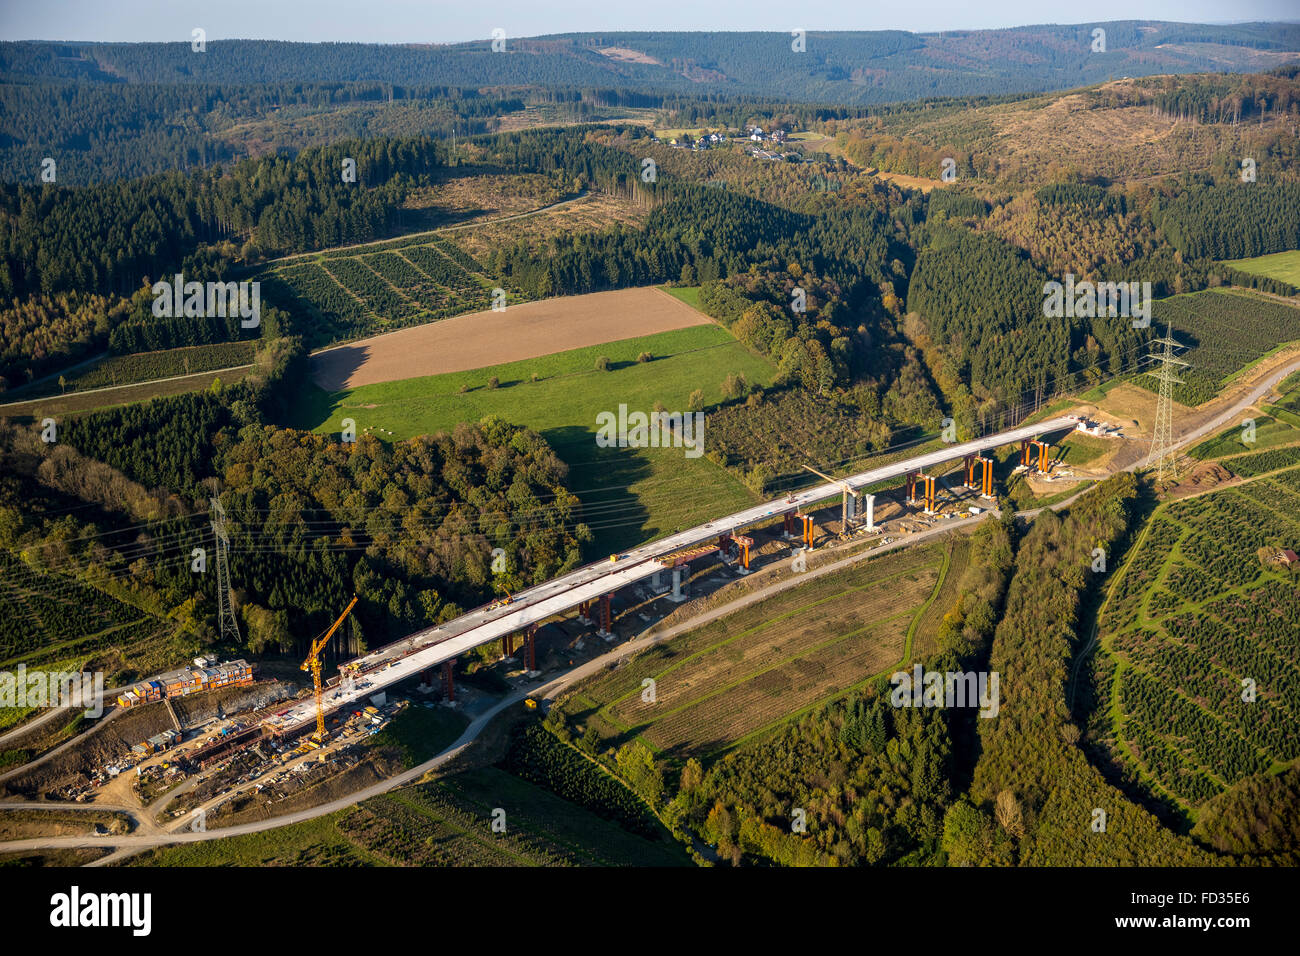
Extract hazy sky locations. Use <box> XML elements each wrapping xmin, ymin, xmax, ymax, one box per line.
<box><xmin>2</xmin><ymin>0</ymin><xmax>1297</xmax><ymax>43</ymax></box>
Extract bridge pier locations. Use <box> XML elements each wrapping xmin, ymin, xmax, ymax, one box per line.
<box><xmin>858</xmin><ymin>492</ymin><xmax>875</xmax><ymax>531</ymax></box>
<box><xmin>797</xmin><ymin>513</ymin><xmax>815</xmax><ymax>550</ymax></box>
<box><xmin>577</xmin><ymin>600</ymin><xmax>593</xmax><ymax>625</ymax></box>
<box><xmin>977</xmin><ymin>456</ymin><xmax>994</xmax><ymax>497</ymax></box>
<box><xmin>782</xmin><ymin>512</ymin><xmax>796</xmax><ymax>539</ymax></box>
<box><xmin>669</xmin><ymin>566</ymin><xmax>689</xmax><ymax>603</ymax></box>
<box><xmin>597</xmin><ymin>593</ymin><xmax>614</xmax><ymax>639</ymax></box>
<box><xmin>524</xmin><ymin>624</ymin><xmax>537</xmax><ymax>672</ymax></box>
<box><xmin>1022</xmin><ymin>439</ymin><xmax>1050</xmax><ymax>473</ymax></box>
<box><xmin>734</xmin><ymin>534</ymin><xmax>753</xmax><ymax>572</ymax></box>
<box><xmin>442</xmin><ymin>659</ymin><xmax>456</xmax><ymax>702</ymax></box>
<box><xmin>906</xmin><ymin>471</ymin><xmax>919</xmax><ymax>505</ymax></box>
<box><xmin>502</xmin><ymin>633</ymin><xmax>514</xmax><ymax>658</ymax></box>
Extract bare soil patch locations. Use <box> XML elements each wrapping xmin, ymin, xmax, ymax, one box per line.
<box><xmin>311</xmin><ymin>287</ymin><xmax>713</xmax><ymax>391</ymax></box>
<box><xmin>1161</xmin><ymin>460</ymin><xmax>1236</xmax><ymax>500</ymax></box>
<box><xmin>598</xmin><ymin>47</ymin><xmax>663</xmax><ymax>65</ymax></box>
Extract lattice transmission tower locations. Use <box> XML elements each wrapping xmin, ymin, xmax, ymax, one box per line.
<box><xmin>1144</xmin><ymin>322</ymin><xmax>1190</xmax><ymax>482</ymax></box>
<box><xmin>209</xmin><ymin>497</ymin><xmax>241</xmax><ymax>644</ymax></box>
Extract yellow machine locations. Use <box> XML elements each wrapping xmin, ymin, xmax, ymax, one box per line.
<box><xmin>301</xmin><ymin>596</ymin><xmax>358</xmax><ymax>742</ymax></box>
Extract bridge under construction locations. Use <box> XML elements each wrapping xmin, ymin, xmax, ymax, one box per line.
<box><xmin>263</xmin><ymin>416</ymin><xmax>1075</xmax><ymax>736</ymax></box>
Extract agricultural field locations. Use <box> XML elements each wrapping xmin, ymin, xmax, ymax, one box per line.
<box><xmin>1131</xmin><ymin>289</ymin><xmax>1300</xmax><ymax>406</ymax></box>
<box><xmin>705</xmin><ymin>388</ymin><xmax>931</xmax><ymax>495</ymax></box>
<box><xmin>1</xmin><ymin>342</ymin><xmax>256</xmax><ymax>403</ymax></box>
<box><xmin>260</xmin><ymin>235</ymin><xmax>494</xmax><ymax>349</ymax></box>
<box><xmin>310</xmin><ymin>286</ymin><xmax>712</xmax><ymax>391</ymax></box>
<box><xmin>555</xmin><ymin>538</ymin><xmax>964</xmax><ymax>761</ymax></box>
<box><xmin>395</xmin><ymin>169</ymin><xmax>572</xmax><ymax>231</ymax></box>
<box><xmin>0</xmin><ymin>367</ymin><xmax>253</xmax><ymax>422</ymax></box>
<box><xmin>297</xmin><ymin>323</ymin><xmax>777</xmax><ymax>555</ymax></box>
<box><xmin>0</xmin><ymin>550</ymin><xmax>181</xmax><ymax>729</ymax></box>
<box><xmin>1190</xmin><ymin>416</ymin><xmax>1300</xmax><ymax>461</ymax></box>
<box><xmin>659</xmin><ymin>285</ymin><xmax>701</xmax><ymax>310</ymax></box>
<box><xmin>448</xmin><ymin>190</ymin><xmax>649</xmax><ymax>263</ymax></box>
<box><xmin>1224</xmin><ymin>249</ymin><xmax>1300</xmax><ymax>287</ymax></box>
<box><xmin>127</xmin><ymin>766</ymin><xmax>687</xmax><ymax>867</ymax></box>
<box><xmin>1092</xmin><ymin>466</ymin><xmax>1300</xmax><ymax>812</ymax></box>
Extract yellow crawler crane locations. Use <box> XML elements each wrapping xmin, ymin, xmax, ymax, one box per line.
<box><xmin>301</xmin><ymin>596</ymin><xmax>358</xmax><ymax>743</ymax></box>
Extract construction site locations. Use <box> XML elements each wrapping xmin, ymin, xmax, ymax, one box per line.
<box><xmin>0</xmin><ymin>412</ymin><xmax>1117</xmax><ymax>839</ymax></box>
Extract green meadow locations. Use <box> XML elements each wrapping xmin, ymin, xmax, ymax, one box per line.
<box><xmin>294</xmin><ymin>324</ymin><xmax>777</xmax><ymax>554</ymax></box>
<box><xmin>1224</xmin><ymin>249</ymin><xmax>1300</xmax><ymax>286</ymax></box>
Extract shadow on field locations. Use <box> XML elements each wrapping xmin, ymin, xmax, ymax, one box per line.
<box><xmin>543</xmin><ymin>425</ymin><xmax>654</xmax><ymax>555</ymax></box>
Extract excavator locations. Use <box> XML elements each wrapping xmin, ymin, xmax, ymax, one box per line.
<box><xmin>301</xmin><ymin>596</ymin><xmax>358</xmax><ymax>744</ymax></box>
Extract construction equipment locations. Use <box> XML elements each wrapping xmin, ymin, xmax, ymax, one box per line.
<box><xmin>802</xmin><ymin>464</ymin><xmax>858</xmax><ymax>536</ymax></box>
<box><xmin>301</xmin><ymin>596</ymin><xmax>358</xmax><ymax>743</ymax></box>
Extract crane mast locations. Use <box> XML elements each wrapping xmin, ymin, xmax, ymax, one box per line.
<box><xmin>301</xmin><ymin>596</ymin><xmax>358</xmax><ymax>742</ymax></box>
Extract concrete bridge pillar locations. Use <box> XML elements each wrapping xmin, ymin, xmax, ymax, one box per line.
<box><xmin>669</xmin><ymin>566</ymin><xmax>688</xmax><ymax>603</ymax></box>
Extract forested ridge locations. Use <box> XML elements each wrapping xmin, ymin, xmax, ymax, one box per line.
<box><xmin>6</xmin><ymin>23</ymin><xmax>1298</xmax><ymax>104</ymax></box>
<box><xmin>0</xmin><ymin>135</ymin><xmax>446</xmax><ymax>299</ymax></box>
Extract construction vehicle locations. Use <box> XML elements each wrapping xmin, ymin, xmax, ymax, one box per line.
<box><xmin>301</xmin><ymin>596</ymin><xmax>358</xmax><ymax>744</ymax></box>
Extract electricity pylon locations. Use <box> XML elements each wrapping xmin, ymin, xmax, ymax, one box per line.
<box><xmin>209</xmin><ymin>497</ymin><xmax>241</xmax><ymax>644</ymax></box>
<box><xmin>1144</xmin><ymin>322</ymin><xmax>1190</xmax><ymax>482</ymax></box>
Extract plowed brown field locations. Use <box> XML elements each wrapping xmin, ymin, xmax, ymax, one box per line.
<box><xmin>311</xmin><ymin>286</ymin><xmax>711</xmax><ymax>391</ymax></box>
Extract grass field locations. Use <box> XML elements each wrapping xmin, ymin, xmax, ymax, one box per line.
<box><xmin>1055</xmin><ymin>430</ymin><xmax>1112</xmax><ymax>466</ymax></box>
<box><xmin>1189</xmin><ymin>415</ymin><xmax>1300</xmax><ymax>460</ymax></box>
<box><xmin>127</xmin><ymin>766</ymin><xmax>687</xmax><ymax>867</ymax></box>
<box><xmin>659</xmin><ymin>285</ymin><xmax>701</xmax><ymax>309</ymax></box>
<box><xmin>556</xmin><ymin>537</ymin><xmax>965</xmax><ymax>762</ymax></box>
<box><xmin>1092</xmin><ymin>466</ymin><xmax>1300</xmax><ymax>814</ymax></box>
<box><xmin>310</xmin><ymin>286</ymin><xmax>711</xmax><ymax>391</ymax></box>
<box><xmin>1189</xmin><ymin>376</ymin><xmax>1300</xmax><ymax>460</ymax></box>
<box><xmin>1224</xmin><ymin>249</ymin><xmax>1300</xmax><ymax>287</ymax></box>
<box><xmin>294</xmin><ymin>324</ymin><xmax>777</xmax><ymax>555</ymax></box>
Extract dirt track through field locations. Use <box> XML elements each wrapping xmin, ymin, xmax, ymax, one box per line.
<box><xmin>310</xmin><ymin>287</ymin><xmax>712</xmax><ymax>391</ymax></box>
